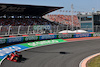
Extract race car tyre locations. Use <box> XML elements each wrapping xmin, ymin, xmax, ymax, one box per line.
<box><xmin>7</xmin><ymin>55</ymin><xmax>10</xmax><ymax>58</ymax></box>
<box><xmin>14</xmin><ymin>56</ymin><xmax>19</xmax><ymax>61</ymax></box>
<box><xmin>6</xmin><ymin>55</ymin><xmax>11</xmax><ymax>58</ymax></box>
<box><xmin>19</xmin><ymin>55</ymin><xmax>22</xmax><ymax>59</ymax></box>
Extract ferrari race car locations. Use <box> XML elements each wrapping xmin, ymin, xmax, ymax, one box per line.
<box><xmin>7</xmin><ymin>51</ymin><xmax>22</xmax><ymax>62</ymax></box>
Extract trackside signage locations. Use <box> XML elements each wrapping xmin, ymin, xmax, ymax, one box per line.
<box><xmin>73</xmin><ymin>33</ymin><xmax>91</xmax><ymax>38</ymax></box>
<box><xmin>21</xmin><ymin>39</ymin><xmax>67</xmax><ymax>48</ymax></box>
<box><xmin>0</xmin><ymin>39</ymin><xmax>6</xmax><ymax>44</ymax></box>
<box><xmin>33</xmin><ymin>25</ymin><xmax>51</xmax><ymax>30</ymax></box>
<box><xmin>58</xmin><ymin>34</ymin><xmax>73</xmax><ymax>39</ymax></box>
<box><xmin>39</xmin><ymin>35</ymin><xmax>57</xmax><ymax>40</ymax></box>
<box><xmin>0</xmin><ymin>5</ymin><xmax>26</xmax><ymax>12</ymax></box>
<box><xmin>7</xmin><ymin>37</ymin><xmax>24</xmax><ymax>43</ymax></box>
<box><xmin>24</xmin><ymin>36</ymin><xmax>39</xmax><ymax>41</ymax></box>
<box><xmin>93</xmin><ymin>33</ymin><xmax>100</xmax><ymax>37</ymax></box>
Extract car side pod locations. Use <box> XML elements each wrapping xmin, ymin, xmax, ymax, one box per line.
<box><xmin>7</xmin><ymin>55</ymin><xmax>10</xmax><ymax>60</ymax></box>
<box><xmin>7</xmin><ymin>57</ymin><xmax>10</xmax><ymax>60</ymax></box>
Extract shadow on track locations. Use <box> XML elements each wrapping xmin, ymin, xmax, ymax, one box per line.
<box><xmin>16</xmin><ymin>57</ymin><xmax>28</xmax><ymax>63</ymax></box>
<box><xmin>25</xmin><ymin>50</ymin><xmax>72</xmax><ymax>55</ymax></box>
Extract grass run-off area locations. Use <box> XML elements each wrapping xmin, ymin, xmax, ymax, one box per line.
<box><xmin>87</xmin><ymin>55</ymin><xmax>100</xmax><ymax>67</ymax></box>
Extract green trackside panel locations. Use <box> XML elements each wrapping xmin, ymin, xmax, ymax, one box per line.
<box><xmin>72</xmin><ymin>34</ymin><xmax>74</xmax><ymax>38</ymax></box>
<box><xmin>20</xmin><ymin>39</ymin><xmax>67</xmax><ymax>48</ymax></box>
<box><xmin>91</xmin><ymin>34</ymin><xmax>93</xmax><ymax>37</ymax></box>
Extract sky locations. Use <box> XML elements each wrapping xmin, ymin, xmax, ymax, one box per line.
<box><xmin>0</xmin><ymin>0</ymin><xmax>100</xmax><ymax>15</ymax></box>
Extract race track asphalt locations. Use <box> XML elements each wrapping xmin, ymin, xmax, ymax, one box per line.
<box><xmin>1</xmin><ymin>39</ymin><xmax>100</xmax><ymax>67</ymax></box>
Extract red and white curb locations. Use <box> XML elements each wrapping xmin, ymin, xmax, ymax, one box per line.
<box><xmin>79</xmin><ymin>53</ymin><xmax>100</xmax><ymax>67</ymax></box>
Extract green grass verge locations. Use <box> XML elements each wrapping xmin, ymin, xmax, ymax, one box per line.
<box><xmin>87</xmin><ymin>55</ymin><xmax>100</xmax><ymax>67</ymax></box>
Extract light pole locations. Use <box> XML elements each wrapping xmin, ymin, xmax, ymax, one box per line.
<box><xmin>71</xmin><ymin>4</ymin><xmax>74</xmax><ymax>31</ymax></box>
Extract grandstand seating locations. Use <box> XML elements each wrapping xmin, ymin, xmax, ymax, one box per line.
<box><xmin>0</xmin><ymin>18</ymin><xmax>59</xmax><ymax>26</ymax></box>
<box><xmin>0</xmin><ymin>15</ymin><xmax>80</xmax><ymax>27</ymax></box>
<box><xmin>45</xmin><ymin>15</ymin><xmax>80</xmax><ymax>27</ymax></box>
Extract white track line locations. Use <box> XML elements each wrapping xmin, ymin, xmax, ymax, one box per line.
<box><xmin>79</xmin><ymin>53</ymin><xmax>100</xmax><ymax>67</ymax></box>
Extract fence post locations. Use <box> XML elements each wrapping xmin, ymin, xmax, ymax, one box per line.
<box><xmin>35</xmin><ymin>25</ymin><xmax>39</xmax><ymax>34</ymax></box>
<box><xmin>50</xmin><ymin>25</ymin><xmax>52</xmax><ymax>33</ymax></box>
<box><xmin>56</xmin><ymin>26</ymin><xmax>58</xmax><ymax>34</ymax></box>
<box><xmin>33</xmin><ymin>25</ymin><xmax>35</xmax><ymax>34</ymax></box>
<box><xmin>27</xmin><ymin>25</ymin><xmax>30</xmax><ymax>35</ymax></box>
<box><xmin>96</xmin><ymin>25</ymin><xmax>98</xmax><ymax>32</ymax></box>
<box><xmin>67</xmin><ymin>25</ymin><xmax>68</xmax><ymax>33</ymax></box>
<box><xmin>18</xmin><ymin>26</ymin><xmax>21</xmax><ymax>35</ymax></box>
<box><xmin>86</xmin><ymin>25</ymin><xmax>88</xmax><ymax>32</ymax></box>
<box><xmin>98</xmin><ymin>25</ymin><xmax>100</xmax><ymax>32</ymax></box>
<box><xmin>0</xmin><ymin>26</ymin><xmax>2</xmax><ymax>32</ymax></box>
<box><xmin>8</xmin><ymin>26</ymin><xmax>11</xmax><ymax>35</ymax></box>
<box><xmin>54</xmin><ymin>25</ymin><xmax>56</xmax><ymax>33</ymax></box>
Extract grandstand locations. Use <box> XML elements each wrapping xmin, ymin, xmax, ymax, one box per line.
<box><xmin>0</xmin><ymin>17</ymin><xmax>59</xmax><ymax>26</ymax></box>
<box><xmin>44</xmin><ymin>15</ymin><xmax>80</xmax><ymax>27</ymax></box>
<box><xmin>0</xmin><ymin>3</ymin><xmax>64</xmax><ymax>36</ymax></box>
<box><xmin>0</xmin><ymin>3</ymin><xmax>81</xmax><ymax>36</ymax></box>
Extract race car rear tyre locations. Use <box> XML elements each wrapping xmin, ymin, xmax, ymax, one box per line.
<box><xmin>19</xmin><ymin>55</ymin><xmax>22</xmax><ymax>59</ymax></box>
<box><xmin>7</xmin><ymin>55</ymin><xmax>10</xmax><ymax>58</ymax></box>
<box><xmin>14</xmin><ymin>56</ymin><xmax>19</xmax><ymax>61</ymax></box>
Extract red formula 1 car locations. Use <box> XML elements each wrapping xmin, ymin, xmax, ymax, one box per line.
<box><xmin>7</xmin><ymin>51</ymin><xmax>22</xmax><ymax>62</ymax></box>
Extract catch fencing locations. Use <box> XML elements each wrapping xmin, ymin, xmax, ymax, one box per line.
<box><xmin>0</xmin><ymin>25</ymin><xmax>99</xmax><ymax>36</ymax></box>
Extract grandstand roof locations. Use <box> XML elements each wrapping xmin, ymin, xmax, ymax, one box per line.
<box><xmin>0</xmin><ymin>3</ymin><xmax>63</xmax><ymax>16</ymax></box>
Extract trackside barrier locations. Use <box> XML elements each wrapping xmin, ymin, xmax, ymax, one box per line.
<box><xmin>73</xmin><ymin>33</ymin><xmax>92</xmax><ymax>38</ymax></box>
<box><xmin>62</xmin><ymin>33</ymin><xmax>68</xmax><ymax>34</ymax></box>
<box><xmin>0</xmin><ymin>33</ymin><xmax>98</xmax><ymax>45</ymax></box>
<box><xmin>7</xmin><ymin>37</ymin><xmax>24</xmax><ymax>44</ymax></box>
<box><xmin>0</xmin><ymin>37</ymin><xmax>3</xmax><ymax>38</ymax></box>
<box><xmin>39</xmin><ymin>35</ymin><xmax>57</xmax><ymax>40</ymax></box>
<box><xmin>24</xmin><ymin>36</ymin><xmax>39</xmax><ymax>41</ymax></box>
<box><xmin>9</xmin><ymin>35</ymin><xmax>16</xmax><ymax>37</ymax></box>
<box><xmin>22</xmin><ymin>35</ymin><xmax>29</xmax><ymax>36</ymax></box>
<box><xmin>0</xmin><ymin>39</ymin><xmax>67</xmax><ymax>64</ymax></box>
<box><xmin>57</xmin><ymin>34</ymin><xmax>73</xmax><ymax>39</ymax></box>
<box><xmin>0</xmin><ymin>39</ymin><xmax>7</xmax><ymax>44</ymax></box>
<box><xmin>93</xmin><ymin>33</ymin><xmax>100</xmax><ymax>37</ymax></box>
<box><xmin>48</xmin><ymin>33</ymin><xmax>54</xmax><ymax>35</ymax></box>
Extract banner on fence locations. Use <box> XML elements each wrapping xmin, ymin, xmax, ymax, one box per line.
<box><xmin>33</xmin><ymin>25</ymin><xmax>51</xmax><ymax>30</ymax></box>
